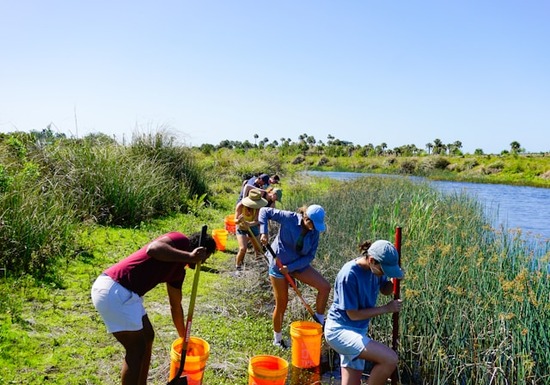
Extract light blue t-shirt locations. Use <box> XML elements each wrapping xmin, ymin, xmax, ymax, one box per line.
<box><xmin>327</xmin><ymin>258</ymin><xmax>389</xmax><ymax>331</ymax></box>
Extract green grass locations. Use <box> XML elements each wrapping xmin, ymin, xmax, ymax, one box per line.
<box><xmin>0</xmin><ymin>209</ymin><xmax>295</xmax><ymax>385</ymax></box>
<box><xmin>1</xmin><ymin>133</ymin><xmax>549</xmax><ymax>384</ymax></box>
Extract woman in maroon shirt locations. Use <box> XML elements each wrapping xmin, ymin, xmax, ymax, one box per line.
<box><xmin>91</xmin><ymin>231</ymin><xmax>216</xmax><ymax>385</ymax></box>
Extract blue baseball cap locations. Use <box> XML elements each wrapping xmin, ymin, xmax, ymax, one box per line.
<box><xmin>305</xmin><ymin>204</ymin><xmax>326</xmax><ymax>232</ymax></box>
<box><xmin>368</xmin><ymin>240</ymin><xmax>403</xmax><ymax>279</ymax></box>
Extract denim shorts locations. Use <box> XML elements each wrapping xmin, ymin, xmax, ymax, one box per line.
<box><xmin>91</xmin><ymin>274</ymin><xmax>146</xmax><ymax>333</ymax></box>
<box><xmin>268</xmin><ymin>263</ymin><xmax>308</xmax><ymax>279</ymax></box>
<box><xmin>236</xmin><ymin>225</ymin><xmax>260</xmax><ymax>236</ymax></box>
<box><xmin>324</xmin><ymin>318</ymin><xmax>371</xmax><ymax>371</ymax></box>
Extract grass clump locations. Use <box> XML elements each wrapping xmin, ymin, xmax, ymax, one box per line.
<box><xmin>0</xmin><ymin>130</ymin><xmax>209</xmax><ymax>278</ymax></box>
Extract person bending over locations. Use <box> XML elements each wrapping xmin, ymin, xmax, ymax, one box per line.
<box><xmin>258</xmin><ymin>204</ymin><xmax>331</xmax><ymax>349</ymax></box>
<box><xmin>91</xmin><ymin>230</ymin><xmax>216</xmax><ymax>385</ymax></box>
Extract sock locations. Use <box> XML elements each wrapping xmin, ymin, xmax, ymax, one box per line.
<box><xmin>273</xmin><ymin>331</ymin><xmax>282</xmax><ymax>342</ymax></box>
<box><xmin>315</xmin><ymin>313</ymin><xmax>325</xmax><ymax>324</ymax></box>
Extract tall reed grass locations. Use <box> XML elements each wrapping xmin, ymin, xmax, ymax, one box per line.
<box><xmin>285</xmin><ymin>175</ymin><xmax>550</xmax><ymax>384</ymax></box>
<box><xmin>0</xmin><ymin>131</ymin><xmax>209</xmax><ymax>277</ymax></box>
<box><xmin>0</xmin><ymin>168</ymin><xmax>76</xmax><ymax>280</ymax></box>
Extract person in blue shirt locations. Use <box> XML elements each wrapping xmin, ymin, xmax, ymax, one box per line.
<box><xmin>258</xmin><ymin>204</ymin><xmax>331</xmax><ymax>348</ymax></box>
<box><xmin>324</xmin><ymin>240</ymin><xmax>404</xmax><ymax>385</ymax></box>
<box><xmin>237</xmin><ymin>174</ymin><xmax>270</xmax><ymax>203</ymax></box>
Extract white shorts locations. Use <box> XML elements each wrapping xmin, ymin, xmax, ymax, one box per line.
<box><xmin>324</xmin><ymin>318</ymin><xmax>371</xmax><ymax>371</ymax></box>
<box><xmin>91</xmin><ymin>274</ymin><xmax>146</xmax><ymax>333</ymax></box>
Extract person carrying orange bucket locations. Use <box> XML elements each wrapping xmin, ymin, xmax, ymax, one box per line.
<box><xmin>324</xmin><ymin>240</ymin><xmax>404</xmax><ymax>385</ymax></box>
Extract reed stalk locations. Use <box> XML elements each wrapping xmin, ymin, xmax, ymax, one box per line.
<box><xmin>285</xmin><ymin>175</ymin><xmax>549</xmax><ymax>384</ymax></box>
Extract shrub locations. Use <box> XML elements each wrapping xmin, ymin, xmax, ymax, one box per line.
<box><xmin>399</xmin><ymin>159</ymin><xmax>417</xmax><ymax>174</ymax></box>
<box><xmin>419</xmin><ymin>156</ymin><xmax>450</xmax><ymax>173</ymax></box>
<box><xmin>488</xmin><ymin>160</ymin><xmax>505</xmax><ymax>170</ymax></box>
<box><xmin>464</xmin><ymin>159</ymin><xmax>478</xmax><ymax>169</ymax></box>
<box><xmin>292</xmin><ymin>155</ymin><xmax>305</xmax><ymax>165</ymax></box>
<box><xmin>317</xmin><ymin>156</ymin><xmax>330</xmax><ymax>166</ymax></box>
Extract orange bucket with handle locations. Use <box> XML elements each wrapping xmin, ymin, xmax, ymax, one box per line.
<box><xmin>224</xmin><ymin>214</ymin><xmax>236</xmax><ymax>234</ymax></box>
<box><xmin>248</xmin><ymin>355</ymin><xmax>289</xmax><ymax>385</ymax></box>
<box><xmin>212</xmin><ymin>228</ymin><xmax>228</xmax><ymax>251</ymax></box>
<box><xmin>169</xmin><ymin>337</ymin><xmax>210</xmax><ymax>385</ymax></box>
<box><xmin>290</xmin><ymin>321</ymin><xmax>323</xmax><ymax>369</ymax></box>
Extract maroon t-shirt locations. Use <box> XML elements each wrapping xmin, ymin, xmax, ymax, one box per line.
<box><xmin>104</xmin><ymin>232</ymin><xmax>190</xmax><ymax>296</ymax></box>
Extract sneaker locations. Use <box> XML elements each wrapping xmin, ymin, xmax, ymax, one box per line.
<box><xmin>273</xmin><ymin>339</ymin><xmax>289</xmax><ymax>350</ymax></box>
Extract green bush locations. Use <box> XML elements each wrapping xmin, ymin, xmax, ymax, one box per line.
<box><xmin>419</xmin><ymin>156</ymin><xmax>450</xmax><ymax>172</ymax></box>
<box><xmin>399</xmin><ymin>159</ymin><xmax>417</xmax><ymax>174</ymax></box>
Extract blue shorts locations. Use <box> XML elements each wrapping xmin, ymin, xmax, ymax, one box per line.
<box><xmin>324</xmin><ymin>318</ymin><xmax>371</xmax><ymax>371</ymax></box>
<box><xmin>237</xmin><ymin>225</ymin><xmax>259</xmax><ymax>236</ymax></box>
<box><xmin>268</xmin><ymin>263</ymin><xmax>308</xmax><ymax>279</ymax></box>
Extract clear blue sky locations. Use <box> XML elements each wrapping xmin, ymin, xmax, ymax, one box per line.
<box><xmin>1</xmin><ymin>1</ymin><xmax>548</xmax><ymax>154</ymax></box>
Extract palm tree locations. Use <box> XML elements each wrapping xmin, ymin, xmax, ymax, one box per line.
<box><xmin>426</xmin><ymin>142</ymin><xmax>433</xmax><ymax>155</ymax></box>
<box><xmin>253</xmin><ymin>134</ymin><xmax>259</xmax><ymax>146</ymax></box>
<box><xmin>510</xmin><ymin>141</ymin><xmax>521</xmax><ymax>154</ymax></box>
<box><xmin>433</xmin><ymin>139</ymin><xmax>444</xmax><ymax>155</ymax></box>
<box><xmin>451</xmin><ymin>140</ymin><xmax>463</xmax><ymax>155</ymax></box>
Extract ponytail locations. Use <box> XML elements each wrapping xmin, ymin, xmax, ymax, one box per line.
<box><xmin>359</xmin><ymin>240</ymin><xmax>373</xmax><ymax>257</ymax></box>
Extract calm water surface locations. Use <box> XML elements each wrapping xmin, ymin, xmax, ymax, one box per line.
<box><xmin>305</xmin><ymin>171</ymin><xmax>550</xmax><ymax>241</ymax></box>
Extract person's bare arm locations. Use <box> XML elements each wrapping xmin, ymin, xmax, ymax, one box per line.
<box><xmin>166</xmin><ymin>283</ymin><xmax>185</xmax><ymax>338</ymax></box>
<box><xmin>146</xmin><ymin>236</ymin><xmax>208</xmax><ymax>263</ymax></box>
<box><xmin>346</xmin><ymin>300</ymin><xmax>402</xmax><ymax>321</ymax></box>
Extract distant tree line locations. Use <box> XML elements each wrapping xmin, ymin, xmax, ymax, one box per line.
<box><xmin>197</xmin><ymin>133</ymin><xmax>527</xmax><ymax>157</ymax></box>
<box><xmin>1</xmin><ymin>126</ymin><xmax>528</xmax><ymax>157</ymax></box>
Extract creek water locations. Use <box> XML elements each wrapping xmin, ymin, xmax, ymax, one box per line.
<box><xmin>304</xmin><ymin>171</ymin><xmax>550</xmax><ymax>242</ymax></box>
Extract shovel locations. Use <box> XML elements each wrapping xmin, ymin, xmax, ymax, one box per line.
<box><xmin>263</xmin><ymin>242</ymin><xmax>323</xmax><ymax>325</ymax></box>
<box><xmin>239</xmin><ymin>218</ymin><xmax>322</xmax><ymax>325</ymax></box>
<box><xmin>167</xmin><ymin>225</ymin><xmax>207</xmax><ymax>385</ymax></box>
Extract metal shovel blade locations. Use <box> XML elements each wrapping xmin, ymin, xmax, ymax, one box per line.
<box><xmin>167</xmin><ymin>374</ymin><xmax>188</xmax><ymax>385</ymax></box>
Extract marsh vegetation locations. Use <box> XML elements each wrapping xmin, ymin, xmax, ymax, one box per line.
<box><xmin>0</xmin><ymin>131</ymin><xmax>548</xmax><ymax>384</ymax></box>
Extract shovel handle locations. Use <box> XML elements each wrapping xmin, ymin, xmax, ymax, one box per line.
<box><xmin>238</xmin><ymin>219</ymin><xmax>322</xmax><ymax>324</ymax></box>
<box><xmin>391</xmin><ymin>226</ymin><xmax>402</xmax><ymax>385</ymax></box>
<box><xmin>264</xmin><ymin>243</ymin><xmax>322</xmax><ymax>325</ymax></box>
<box><xmin>170</xmin><ymin>225</ymin><xmax>207</xmax><ymax>384</ymax></box>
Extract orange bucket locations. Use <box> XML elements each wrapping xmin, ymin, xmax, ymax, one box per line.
<box><xmin>212</xmin><ymin>228</ymin><xmax>228</xmax><ymax>251</ymax></box>
<box><xmin>290</xmin><ymin>321</ymin><xmax>323</xmax><ymax>369</ymax></box>
<box><xmin>224</xmin><ymin>214</ymin><xmax>236</xmax><ymax>234</ymax></box>
<box><xmin>169</xmin><ymin>337</ymin><xmax>210</xmax><ymax>385</ymax></box>
<box><xmin>248</xmin><ymin>355</ymin><xmax>289</xmax><ymax>385</ymax></box>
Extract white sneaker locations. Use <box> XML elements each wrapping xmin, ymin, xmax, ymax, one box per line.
<box><xmin>273</xmin><ymin>339</ymin><xmax>289</xmax><ymax>350</ymax></box>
